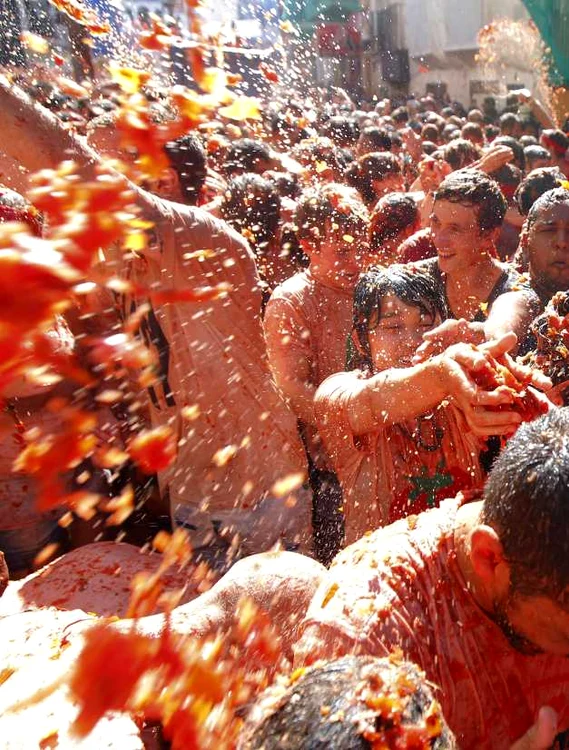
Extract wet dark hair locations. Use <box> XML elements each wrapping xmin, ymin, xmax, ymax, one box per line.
<box><xmin>493</xmin><ymin>136</ymin><xmax>525</xmax><ymax>172</ymax></box>
<box><xmin>488</xmin><ymin>163</ymin><xmax>522</xmax><ymax>205</ymax></box>
<box><xmin>164</xmin><ymin>133</ymin><xmax>207</xmax><ymax>205</ymax></box>
<box><xmin>541</xmin><ymin>129</ymin><xmax>569</xmax><ymax>157</ymax></box>
<box><xmin>392</xmin><ymin>106</ymin><xmax>409</xmax><ymax>125</ymax></box>
<box><xmin>422</xmin><ymin>141</ymin><xmax>438</xmax><ymax>155</ymax></box>
<box><xmin>515</xmin><ymin>168</ymin><xmax>566</xmax><ymax>216</ymax></box>
<box><xmin>224</xmin><ymin>138</ymin><xmax>272</xmax><ymax>176</ymax></box>
<box><xmin>264</xmin><ymin>170</ymin><xmax>300</xmax><ymax>199</ymax></box>
<box><xmin>442</xmin><ymin>139</ymin><xmax>481</xmax><ymax>171</ymax></box>
<box><xmin>358</xmin><ymin>126</ymin><xmax>392</xmax><ymax>153</ymax></box>
<box><xmin>350</xmin><ymin>265</ymin><xmax>444</xmax><ymax>371</ymax></box>
<box><xmin>485</xmin><ymin>124</ymin><xmax>500</xmax><ymax>142</ymax></box>
<box><xmin>461</xmin><ymin>122</ymin><xmax>484</xmax><ymax>144</ymax></box>
<box><xmin>499</xmin><ymin>112</ymin><xmax>520</xmax><ymax>135</ymax></box>
<box><xmin>434</xmin><ymin>169</ymin><xmax>507</xmax><ymax>233</ymax></box>
<box><xmin>421</xmin><ymin>123</ymin><xmax>440</xmax><ymax>143</ymax></box>
<box><xmin>241</xmin><ymin>656</ymin><xmax>455</xmax><ymax>750</ymax></box>
<box><xmin>295</xmin><ymin>183</ymin><xmax>368</xmax><ymax>243</ymax></box>
<box><xmin>526</xmin><ymin>186</ymin><xmax>569</xmax><ymax>230</ymax></box>
<box><xmin>220</xmin><ymin>173</ymin><xmax>281</xmax><ymax>251</ymax></box>
<box><xmin>524</xmin><ymin>145</ymin><xmax>550</xmax><ymax>164</ymax></box>
<box><xmin>481</xmin><ymin>408</ymin><xmax>569</xmax><ymax>598</ymax></box>
<box><xmin>345</xmin><ymin>153</ymin><xmax>402</xmax><ymax>206</ymax></box>
<box><xmin>369</xmin><ymin>193</ymin><xmax>418</xmax><ymax>250</ymax></box>
<box><xmin>322</xmin><ymin>116</ymin><xmax>360</xmax><ymax>148</ymax></box>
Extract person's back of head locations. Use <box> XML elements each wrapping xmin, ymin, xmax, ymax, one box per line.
<box><xmin>499</xmin><ymin>112</ymin><xmax>521</xmax><ymax>137</ymax></box>
<box><xmin>369</xmin><ymin>192</ymin><xmax>419</xmax><ymax>253</ymax></box>
<box><xmin>391</xmin><ymin>106</ymin><xmax>409</xmax><ymax>126</ymax></box>
<box><xmin>421</xmin><ymin>123</ymin><xmax>440</xmax><ymax>144</ymax></box>
<box><xmin>461</xmin><ymin>121</ymin><xmax>485</xmax><ymax>147</ymax></box>
<box><xmin>488</xmin><ymin>163</ymin><xmax>522</xmax><ymax>205</ymax></box>
<box><xmin>163</xmin><ymin>133</ymin><xmax>207</xmax><ymax>206</ymax></box>
<box><xmin>443</xmin><ymin>138</ymin><xmax>482</xmax><ymax>171</ymax></box>
<box><xmin>224</xmin><ymin>138</ymin><xmax>273</xmax><ymax>177</ymax></box>
<box><xmin>241</xmin><ymin>655</ymin><xmax>455</xmax><ymax>749</ymax></box>
<box><xmin>541</xmin><ymin>129</ymin><xmax>569</xmax><ymax>162</ymax></box>
<box><xmin>524</xmin><ymin>145</ymin><xmax>552</xmax><ymax>172</ymax></box>
<box><xmin>515</xmin><ymin>167</ymin><xmax>565</xmax><ymax>215</ymax></box>
<box><xmin>493</xmin><ymin>136</ymin><xmax>525</xmax><ymax>172</ymax></box>
<box><xmin>481</xmin><ymin>408</ymin><xmax>569</xmax><ymax>599</ymax></box>
<box><xmin>322</xmin><ymin>115</ymin><xmax>360</xmax><ymax>149</ymax></box>
<box><xmin>345</xmin><ymin>152</ymin><xmax>402</xmax><ymax>206</ymax></box>
<box><xmin>435</xmin><ymin>169</ymin><xmax>507</xmax><ymax>233</ymax></box>
<box><xmin>468</xmin><ymin>108</ymin><xmax>484</xmax><ymax>124</ymax></box>
<box><xmin>441</xmin><ymin>124</ymin><xmax>460</xmax><ymax>144</ymax></box>
<box><xmin>220</xmin><ymin>173</ymin><xmax>281</xmax><ymax>251</ymax></box>
<box><xmin>357</xmin><ymin>126</ymin><xmax>392</xmax><ymax>155</ymax></box>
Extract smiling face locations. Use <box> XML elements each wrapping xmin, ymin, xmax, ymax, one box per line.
<box><xmin>303</xmin><ymin>217</ymin><xmax>370</xmax><ymax>292</ymax></box>
<box><xmin>525</xmin><ymin>200</ymin><xmax>569</xmax><ymax>299</ymax></box>
<box><xmin>367</xmin><ymin>293</ymin><xmax>438</xmax><ymax>371</ymax></box>
<box><xmin>430</xmin><ymin>199</ymin><xmax>494</xmax><ymax>275</ymax></box>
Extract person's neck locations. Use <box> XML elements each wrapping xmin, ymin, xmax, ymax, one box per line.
<box><xmin>453</xmin><ymin>500</ymin><xmax>495</xmax><ymax>613</ymax></box>
<box><xmin>307</xmin><ymin>267</ymin><xmax>354</xmax><ymax>295</ymax></box>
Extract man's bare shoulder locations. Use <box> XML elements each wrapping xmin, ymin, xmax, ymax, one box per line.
<box><xmin>267</xmin><ymin>270</ymin><xmax>313</xmax><ymax>305</ymax></box>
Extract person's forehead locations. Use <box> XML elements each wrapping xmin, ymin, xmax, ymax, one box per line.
<box><xmin>432</xmin><ymin>199</ymin><xmax>477</xmax><ymax>224</ymax></box>
<box><xmin>533</xmin><ymin>201</ymin><xmax>569</xmax><ymax>225</ymax></box>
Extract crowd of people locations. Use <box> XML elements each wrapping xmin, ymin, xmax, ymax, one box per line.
<box><xmin>2</xmin><ymin>19</ymin><xmax>569</xmax><ymax>748</ymax></box>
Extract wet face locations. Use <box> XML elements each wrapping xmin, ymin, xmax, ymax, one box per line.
<box><xmin>367</xmin><ymin>293</ymin><xmax>438</xmax><ymax>371</ymax></box>
<box><xmin>526</xmin><ymin>201</ymin><xmax>569</xmax><ymax>298</ymax></box>
<box><xmin>305</xmin><ymin>218</ymin><xmax>369</xmax><ymax>291</ymax></box>
<box><xmin>494</xmin><ymin>589</ymin><xmax>569</xmax><ymax>657</ymax></box>
<box><xmin>430</xmin><ymin>200</ymin><xmax>490</xmax><ymax>275</ymax></box>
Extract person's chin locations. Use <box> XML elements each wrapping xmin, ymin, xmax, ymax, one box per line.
<box><xmin>437</xmin><ymin>252</ymin><xmax>458</xmax><ymax>273</ymax></box>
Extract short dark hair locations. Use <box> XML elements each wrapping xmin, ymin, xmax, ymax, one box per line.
<box><xmin>526</xmin><ymin>186</ymin><xmax>569</xmax><ymax>230</ymax></box>
<box><xmin>224</xmin><ymin>138</ymin><xmax>272</xmax><ymax>176</ymax></box>
<box><xmin>516</xmin><ymin>168</ymin><xmax>566</xmax><ymax>215</ymax></box>
<box><xmin>443</xmin><ymin>138</ymin><xmax>481</xmax><ymax>170</ymax></box>
<box><xmin>345</xmin><ymin>152</ymin><xmax>402</xmax><ymax>205</ymax></box>
<box><xmin>242</xmin><ymin>656</ymin><xmax>455</xmax><ymax>750</ymax></box>
<box><xmin>322</xmin><ymin>116</ymin><xmax>360</xmax><ymax>148</ymax></box>
<box><xmin>369</xmin><ymin>192</ymin><xmax>418</xmax><ymax>250</ymax></box>
<box><xmin>295</xmin><ymin>183</ymin><xmax>369</xmax><ymax>243</ymax></box>
<box><xmin>359</xmin><ymin>126</ymin><xmax>392</xmax><ymax>153</ymax></box>
<box><xmin>461</xmin><ymin>122</ymin><xmax>484</xmax><ymax>143</ymax></box>
<box><xmin>220</xmin><ymin>173</ymin><xmax>280</xmax><ymax>251</ymax></box>
<box><xmin>164</xmin><ymin>133</ymin><xmax>207</xmax><ymax>205</ymax></box>
<box><xmin>481</xmin><ymin>408</ymin><xmax>569</xmax><ymax>598</ymax></box>
<box><xmin>434</xmin><ymin>169</ymin><xmax>507</xmax><ymax>233</ymax></box>
<box><xmin>499</xmin><ymin>111</ymin><xmax>520</xmax><ymax>134</ymax></box>
<box><xmin>493</xmin><ymin>136</ymin><xmax>525</xmax><ymax>171</ymax></box>
<box><xmin>392</xmin><ymin>106</ymin><xmax>409</xmax><ymax>124</ymax></box>
<box><xmin>524</xmin><ymin>145</ymin><xmax>551</xmax><ymax>168</ymax></box>
<box><xmin>351</xmin><ymin>265</ymin><xmax>444</xmax><ymax>370</ymax></box>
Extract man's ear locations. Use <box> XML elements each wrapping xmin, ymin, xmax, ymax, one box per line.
<box><xmin>470</xmin><ymin>525</ymin><xmax>510</xmax><ymax>595</ymax></box>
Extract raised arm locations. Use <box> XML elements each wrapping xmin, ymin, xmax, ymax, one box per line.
<box><xmin>0</xmin><ymin>76</ymin><xmax>162</xmax><ymax>223</ymax></box>
<box><xmin>316</xmin><ymin>336</ymin><xmax>524</xmax><ymax>439</ymax></box>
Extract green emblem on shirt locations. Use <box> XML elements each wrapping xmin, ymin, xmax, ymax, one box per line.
<box><xmin>406</xmin><ymin>460</ymin><xmax>454</xmax><ymax>507</ymax></box>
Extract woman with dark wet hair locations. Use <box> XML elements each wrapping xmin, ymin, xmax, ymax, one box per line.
<box><xmin>314</xmin><ymin>265</ymin><xmax>520</xmax><ymax>544</ymax></box>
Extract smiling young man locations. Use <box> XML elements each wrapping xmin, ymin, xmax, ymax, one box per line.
<box><xmin>295</xmin><ymin>408</ymin><xmax>569</xmax><ymax>749</ymax></box>
<box><xmin>417</xmin><ymin>170</ymin><xmax>539</xmax><ymax>346</ymax></box>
